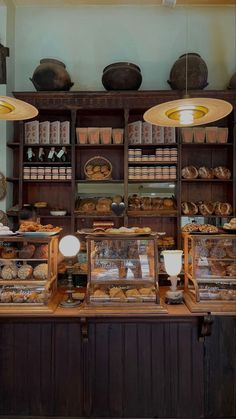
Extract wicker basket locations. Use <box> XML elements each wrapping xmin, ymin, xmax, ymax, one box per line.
<box><xmin>84</xmin><ymin>156</ymin><xmax>112</xmax><ymax>180</ymax></box>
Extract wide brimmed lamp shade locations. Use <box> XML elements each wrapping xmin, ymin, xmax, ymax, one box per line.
<box><xmin>143</xmin><ymin>97</ymin><xmax>233</xmax><ymax>127</ymax></box>
<box><xmin>0</xmin><ymin>96</ymin><xmax>38</xmax><ymax>120</ymax></box>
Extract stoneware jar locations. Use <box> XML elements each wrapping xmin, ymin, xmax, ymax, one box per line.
<box><xmin>167</xmin><ymin>53</ymin><xmax>208</xmax><ymax>90</ymax></box>
<box><xmin>102</xmin><ymin>62</ymin><xmax>142</xmax><ymax>90</ymax></box>
<box><xmin>30</xmin><ymin>58</ymin><xmax>74</xmax><ymax>91</ymax></box>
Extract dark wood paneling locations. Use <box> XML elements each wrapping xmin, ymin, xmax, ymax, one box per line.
<box><xmin>88</xmin><ymin>318</ymin><xmax>204</xmax><ymax>418</ymax></box>
<box><xmin>204</xmin><ymin>316</ymin><xmax>236</xmax><ymax>418</ymax></box>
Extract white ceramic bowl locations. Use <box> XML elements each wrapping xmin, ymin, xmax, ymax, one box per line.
<box><xmin>50</xmin><ymin>210</ymin><xmax>67</xmax><ymax>216</ymax></box>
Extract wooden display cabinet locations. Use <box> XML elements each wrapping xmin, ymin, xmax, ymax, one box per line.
<box><xmin>183</xmin><ymin>232</ymin><xmax>236</xmax><ymax>313</ymax></box>
<box><xmin>0</xmin><ymin>234</ymin><xmax>58</xmax><ymax>313</ymax></box>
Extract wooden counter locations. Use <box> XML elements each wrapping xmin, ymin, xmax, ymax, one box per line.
<box><xmin>0</xmin><ymin>289</ymin><xmax>235</xmax><ymax>419</ymax></box>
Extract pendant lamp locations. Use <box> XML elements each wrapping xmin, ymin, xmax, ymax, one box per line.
<box><xmin>0</xmin><ymin>96</ymin><xmax>38</xmax><ymax>120</ymax></box>
<box><xmin>144</xmin><ymin>7</ymin><xmax>233</xmax><ymax>127</ymax></box>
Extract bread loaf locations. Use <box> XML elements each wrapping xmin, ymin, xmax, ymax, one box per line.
<box><xmin>181</xmin><ymin>166</ymin><xmax>198</xmax><ymax>179</ymax></box>
<box><xmin>18</xmin><ymin>264</ymin><xmax>33</xmax><ymax>280</ymax></box>
<box><xmin>181</xmin><ymin>201</ymin><xmax>198</xmax><ymax>215</ymax></box>
<box><xmin>19</xmin><ymin>244</ymin><xmax>35</xmax><ymax>259</ymax></box>
<box><xmin>198</xmin><ymin>167</ymin><xmax>214</xmax><ymax>179</ymax></box>
<box><xmin>198</xmin><ymin>201</ymin><xmax>214</xmax><ymax>216</ymax></box>
<box><xmin>214</xmin><ymin>202</ymin><xmax>232</xmax><ymax>216</ymax></box>
<box><xmin>213</xmin><ymin>166</ymin><xmax>231</xmax><ymax>180</ymax></box>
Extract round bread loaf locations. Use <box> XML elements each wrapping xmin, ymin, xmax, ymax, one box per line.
<box><xmin>198</xmin><ymin>167</ymin><xmax>214</xmax><ymax>179</ymax></box>
<box><xmin>213</xmin><ymin>166</ymin><xmax>231</xmax><ymax>180</ymax></box>
<box><xmin>181</xmin><ymin>166</ymin><xmax>198</xmax><ymax>179</ymax></box>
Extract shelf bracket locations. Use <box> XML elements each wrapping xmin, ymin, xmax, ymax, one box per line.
<box><xmin>198</xmin><ymin>314</ymin><xmax>214</xmax><ymax>341</ymax></box>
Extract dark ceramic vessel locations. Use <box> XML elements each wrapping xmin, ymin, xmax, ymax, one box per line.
<box><xmin>30</xmin><ymin>58</ymin><xmax>74</xmax><ymax>91</ymax></box>
<box><xmin>228</xmin><ymin>73</ymin><xmax>236</xmax><ymax>89</ymax></box>
<box><xmin>102</xmin><ymin>62</ymin><xmax>142</xmax><ymax>91</ymax></box>
<box><xmin>168</xmin><ymin>53</ymin><xmax>208</xmax><ymax>90</ymax></box>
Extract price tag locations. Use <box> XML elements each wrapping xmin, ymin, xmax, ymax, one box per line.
<box><xmin>48</xmin><ymin>150</ymin><xmax>54</xmax><ymax>159</ymax></box>
<box><xmin>27</xmin><ymin>148</ymin><xmax>33</xmax><ymax>159</ymax></box>
<box><xmin>198</xmin><ymin>257</ymin><xmax>209</xmax><ymax>266</ymax></box>
<box><xmin>57</xmin><ymin>149</ymin><xmax>64</xmax><ymax>158</ymax></box>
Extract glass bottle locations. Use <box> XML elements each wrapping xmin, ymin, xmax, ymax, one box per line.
<box><xmin>47</xmin><ymin>147</ymin><xmax>56</xmax><ymax>162</ymax></box>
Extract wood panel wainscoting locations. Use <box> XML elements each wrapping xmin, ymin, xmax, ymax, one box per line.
<box><xmin>0</xmin><ymin>314</ymin><xmax>235</xmax><ymax>419</ymax></box>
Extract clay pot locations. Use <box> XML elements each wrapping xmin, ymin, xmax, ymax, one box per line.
<box><xmin>228</xmin><ymin>73</ymin><xmax>236</xmax><ymax>89</ymax></box>
<box><xmin>167</xmin><ymin>53</ymin><xmax>208</xmax><ymax>90</ymax></box>
<box><xmin>102</xmin><ymin>62</ymin><xmax>142</xmax><ymax>91</ymax></box>
<box><xmin>30</xmin><ymin>58</ymin><xmax>74</xmax><ymax>91</ymax></box>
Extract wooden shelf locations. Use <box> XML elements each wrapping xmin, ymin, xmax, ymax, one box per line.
<box><xmin>128</xmin><ymin>161</ymin><xmax>177</xmax><ymax>165</ymax></box>
<box><xmin>128</xmin><ymin>143</ymin><xmax>177</xmax><ymax>148</ymax></box>
<box><xmin>181</xmin><ymin>143</ymin><xmax>233</xmax><ymax>147</ymax></box>
<box><xmin>23</xmin><ymin>162</ymin><xmax>71</xmax><ymax>165</ymax></box>
<box><xmin>128</xmin><ymin>179</ymin><xmax>177</xmax><ymax>183</ymax></box>
<box><xmin>7</xmin><ymin>142</ymin><xmax>20</xmax><ymax>148</ymax></box>
<box><xmin>75</xmin><ymin>144</ymin><xmax>124</xmax><ymax>149</ymax></box>
<box><xmin>181</xmin><ymin>214</ymin><xmax>233</xmax><ymax>218</ymax></box>
<box><xmin>6</xmin><ymin>177</ymin><xmax>19</xmax><ymax>182</ymax></box>
<box><xmin>23</xmin><ymin>144</ymin><xmax>72</xmax><ymax>147</ymax></box>
<box><xmin>75</xmin><ymin>213</ymin><xmax>124</xmax><ymax>218</ymax></box>
<box><xmin>23</xmin><ymin>179</ymin><xmax>72</xmax><ymax>183</ymax></box>
<box><xmin>0</xmin><ymin>258</ymin><xmax>47</xmax><ymax>262</ymax></box>
<box><xmin>76</xmin><ymin>179</ymin><xmax>124</xmax><ymax>183</ymax></box>
<box><xmin>181</xmin><ymin>179</ymin><xmax>233</xmax><ymax>182</ymax></box>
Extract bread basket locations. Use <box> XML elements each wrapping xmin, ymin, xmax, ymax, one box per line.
<box><xmin>84</xmin><ymin>156</ymin><xmax>112</xmax><ymax>180</ymax></box>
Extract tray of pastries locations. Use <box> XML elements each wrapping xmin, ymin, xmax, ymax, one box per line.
<box><xmin>89</xmin><ymin>285</ymin><xmax>157</xmax><ymax>304</ymax></box>
<box><xmin>18</xmin><ymin>221</ymin><xmax>62</xmax><ymax>235</ymax></box>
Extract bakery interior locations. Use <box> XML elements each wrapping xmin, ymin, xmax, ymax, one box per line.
<box><xmin>0</xmin><ymin>1</ymin><xmax>236</xmax><ymax>418</ymax></box>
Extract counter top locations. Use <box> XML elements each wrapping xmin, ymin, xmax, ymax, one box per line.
<box><xmin>0</xmin><ymin>287</ymin><xmax>206</xmax><ymax>318</ymax></box>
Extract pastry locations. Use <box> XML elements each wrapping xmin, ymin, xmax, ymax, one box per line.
<box><xmin>96</xmin><ymin>198</ymin><xmax>112</xmax><ymax>213</ymax></box>
<box><xmin>33</xmin><ymin>263</ymin><xmax>48</xmax><ymax>280</ymax></box>
<box><xmin>19</xmin><ymin>244</ymin><xmax>36</xmax><ymax>259</ymax></box>
<box><xmin>79</xmin><ymin>200</ymin><xmax>96</xmax><ymax>213</ymax></box>
<box><xmin>198</xmin><ymin>201</ymin><xmax>215</xmax><ymax>216</ymax></box>
<box><xmin>214</xmin><ymin>202</ymin><xmax>232</xmax><ymax>216</ymax></box>
<box><xmin>198</xmin><ymin>224</ymin><xmax>218</xmax><ymax>233</ymax></box>
<box><xmin>142</xmin><ymin>197</ymin><xmax>152</xmax><ymax>211</ymax></box>
<box><xmin>1</xmin><ymin>264</ymin><xmax>18</xmax><ymax>280</ymax></box>
<box><xmin>33</xmin><ymin>244</ymin><xmax>48</xmax><ymax>259</ymax></box>
<box><xmin>0</xmin><ymin>291</ymin><xmax>12</xmax><ymax>302</ymax></box>
<box><xmin>163</xmin><ymin>197</ymin><xmax>175</xmax><ymax>208</ymax></box>
<box><xmin>93</xmin><ymin>289</ymin><xmax>108</xmax><ymax>297</ymax></box>
<box><xmin>128</xmin><ymin>195</ymin><xmax>142</xmax><ymax>211</ymax></box>
<box><xmin>181</xmin><ymin>201</ymin><xmax>198</xmax><ymax>215</ymax></box>
<box><xmin>225</xmin><ymin>247</ymin><xmax>236</xmax><ymax>259</ymax></box>
<box><xmin>152</xmin><ymin>197</ymin><xmax>163</xmax><ymax>210</ymax></box>
<box><xmin>139</xmin><ymin>287</ymin><xmax>155</xmax><ymax>296</ymax></box>
<box><xmin>181</xmin><ymin>166</ymin><xmax>198</xmax><ymax>179</ymax></box>
<box><xmin>181</xmin><ymin>223</ymin><xmax>200</xmax><ymax>233</ymax></box>
<box><xmin>18</xmin><ymin>264</ymin><xmax>33</xmax><ymax>280</ymax></box>
<box><xmin>198</xmin><ymin>167</ymin><xmax>214</xmax><ymax>179</ymax></box>
<box><xmin>109</xmin><ymin>287</ymin><xmax>126</xmax><ymax>299</ymax></box>
<box><xmin>12</xmin><ymin>291</ymin><xmax>25</xmax><ymax>303</ymax></box>
<box><xmin>213</xmin><ymin>166</ymin><xmax>231</xmax><ymax>180</ymax></box>
<box><xmin>1</xmin><ymin>247</ymin><xmax>17</xmax><ymax>259</ymax></box>
<box><xmin>126</xmin><ymin>288</ymin><xmax>140</xmax><ymax>298</ymax></box>
<box><xmin>210</xmin><ymin>246</ymin><xmax>226</xmax><ymax>258</ymax></box>
<box><xmin>113</xmin><ymin>195</ymin><xmax>123</xmax><ymax>204</ymax></box>
<box><xmin>210</xmin><ymin>262</ymin><xmax>226</xmax><ymax>276</ymax></box>
<box><xmin>226</xmin><ymin>264</ymin><xmax>236</xmax><ymax>276</ymax></box>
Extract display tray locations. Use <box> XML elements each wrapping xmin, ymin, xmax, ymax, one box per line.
<box><xmin>16</xmin><ymin>231</ymin><xmax>60</xmax><ymax>237</ymax></box>
<box><xmin>222</xmin><ymin>228</ymin><xmax>236</xmax><ymax>234</ymax></box>
<box><xmin>87</xmin><ymin>231</ymin><xmax>155</xmax><ymax>237</ymax></box>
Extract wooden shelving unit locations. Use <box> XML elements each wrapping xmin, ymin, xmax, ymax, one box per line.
<box><xmin>8</xmin><ymin>90</ymin><xmax>236</xmax><ymax>244</ymax></box>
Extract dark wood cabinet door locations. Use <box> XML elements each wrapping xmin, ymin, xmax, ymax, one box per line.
<box><xmin>86</xmin><ymin>317</ymin><xmax>204</xmax><ymax>418</ymax></box>
<box><xmin>204</xmin><ymin>316</ymin><xmax>236</xmax><ymax>418</ymax></box>
<box><xmin>0</xmin><ymin>319</ymin><xmax>83</xmax><ymax>417</ymax></box>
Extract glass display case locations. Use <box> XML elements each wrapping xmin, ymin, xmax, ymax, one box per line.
<box><xmin>86</xmin><ymin>233</ymin><xmax>165</xmax><ymax>308</ymax></box>
<box><xmin>183</xmin><ymin>232</ymin><xmax>236</xmax><ymax>313</ymax></box>
<box><xmin>0</xmin><ymin>235</ymin><xmax>58</xmax><ymax>312</ymax></box>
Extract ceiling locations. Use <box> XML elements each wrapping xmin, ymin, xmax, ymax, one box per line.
<box><xmin>12</xmin><ymin>0</ymin><xmax>236</xmax><ymax>5</ymax></box>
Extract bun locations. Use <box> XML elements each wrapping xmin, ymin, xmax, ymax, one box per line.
<box><xmin>128</xmin><ymin>195</ymin><xmax>142</xmax><ymax>211</ymax></box>
<box><xmin>126</xmin><ymin>288</ymin><xmax>140</xmax><ymax>298</ymax></box>
<box><xmin>142</xmin><ymin>197</ymin><xmax>152</xmax><ymax>211</ymax></box>
<box><xmin>109</xmin><ymin>287</ymin><xmax>126</xmax><ymax>299</ymax></box>
<box><xmin>226</xmin><ymin>264</ymin><xmax>236</xmax><ymax>276</ymax></box>
<box><xmin>33</xmin><ymin>263</ymin><xmax>48</xmax><ymax>280</ymax></box>
<box><xmin>214</xmin><ymin>166</ymin><xmax>231</xmax><ymax>180</ymax></box>
<box><xmin>198</xmin><ymin>167</ymin><xmax>214</xmax><ymax>179</ymax></box>
<box><xmin>198</xmin><ymin>201</ymin><xmax>214</xmax><ymax>216</ymax></box>
<box><xmin>34</xmin><ymin>244</ymin><xmax>48</xmax><ymax>259</ymax></box>
<box><xmin>96</xmin><ymin>198</ymin><xmax>112</xmax><ymax>213</ymax></box>
<box><xmin>1</xmin><ymin>264</ymin><xmax>18</xmax><ymax>280</ymax></box>
<box><xmin>19</xmin><ymin>244</ymin><xmax>35</xmax><ymax>259</ymax></box>
<box><xmin>79</xmin><ymin>200</ymin><xmax>96</xmax><ymax>213</ymax></box>
<box><xmin>210</xmin><ymin>262</ymin><xmax>226</xmax><ymax>276</ymax></box>
<box><xmin>18</xmin><ymin>264</ymin><xmax>33</xmax><ymax>280</ymax></box>
<box><xmin>163</xmin><ymin>198</ymin><xmax>175</xmax><ymax>208</ymax></box>
<box><xmin>181</xmin><ymin>201</ymin><xmax>198</xmax><ymax>215</ymax></box>
<box><xmin>93</xmin><ymin>289</ymin><xmax>108</xmax><ymax>297</ymax></box>
<box><xmin>1</xmin><ymin>247</ymin><xmax>17</xmax><ymax>259</ymax></box>
<box><xmin>182</xmin><ymin>166</ymin><xmax>198</xmax><ymax>179</ymax></box>
<box><xmin>152</xmin><ymin>197</ymin><xmax>163</xmax><ymax>210</ymax></box>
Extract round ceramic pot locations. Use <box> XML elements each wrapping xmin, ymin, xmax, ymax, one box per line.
<box><xmin>30</xmin><ymin>58</ymin><xmax>74</xmax><ymax>91</ymax></box>
<box><xmin>167</xmin><ymin>53</ymin><xmax>208</xmax><ymax>90</ymax></box>
<box><xmin>102</xmin><ymin>62</ymin><xmax>142</xmax><ymax>91</ymax></box>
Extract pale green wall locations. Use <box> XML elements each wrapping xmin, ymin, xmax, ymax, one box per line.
<box><xmin>14</xmin><ymin>5</ymin><xmax>235</xmax><ymax>91</ymax></box>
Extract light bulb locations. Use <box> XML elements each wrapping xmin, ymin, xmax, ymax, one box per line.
<box><xmin>179</xmin><ymin>109</ymin><xmax>194</xmax><ymax>125</ymax></box>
